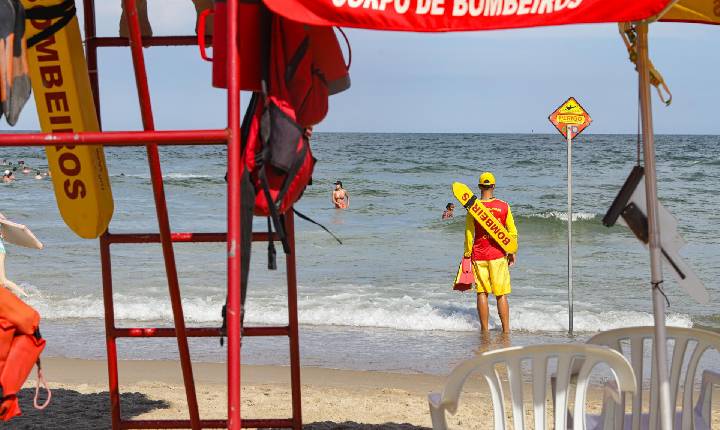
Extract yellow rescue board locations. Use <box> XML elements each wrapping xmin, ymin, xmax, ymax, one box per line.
<box><xmin>452</xmin><ymin>182</ymin><xmax>518</xmax><ymax>254</ymax></box>
<box><xmin>23</xmin><ymin>0</ymin><xmax>113</xmax><ymax>239</ymax></box>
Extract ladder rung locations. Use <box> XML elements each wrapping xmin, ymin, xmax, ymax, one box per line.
<box><xmin>113</xmin><ymin>327</ymin><xmax>222</xmax><ymax>338</ymax></box>
<box><xmin>242</xmin><ymin>418</ymin><xmax>295</xmax><ymax>428</ymax></box>
<box><xmin>111</xmin><ymin>326</ymin><xmax>290</xmax><ymax>338</ymax></box>
<box><xmin>108</xmin><ymin>232</ymin><xmax>225</xmax><ymax>244</ymax></box>
<box><xmin>92</xmin><ymin>35</ymin><xmax>210</xmax><ymax>48</ymax></box>
<box><xmin>121</xmin><ymin>419</ymin><xmax>226</xmax><ymax>429</ymax></box>
<box><xmin>119</xmin><ymin>418</ymin><xmax>295</xmax><ymax>429</ymax></box>
<box><xmin>0</xmin><ymin>129</ymin><xmax>228</xmax><ymax>147</ymax></box>
<box><xmin>106</xmin><ymin>232</ymin><xmax>278</xmax><ymax>244</ymax></box>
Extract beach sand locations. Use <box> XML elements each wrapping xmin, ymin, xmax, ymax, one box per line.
<box><xmin>6</xmin><ymin>358</ymin><xmax>719</xmax><ymax>429</ymax></box>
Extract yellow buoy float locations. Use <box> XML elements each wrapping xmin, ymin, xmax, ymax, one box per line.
<box><xmin>22</xmin><ymin>0</ymin><xmax>113</xmax><ymax>238</ymax></box>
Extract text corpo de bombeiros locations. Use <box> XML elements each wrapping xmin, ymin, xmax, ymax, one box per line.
<box><xmin>330</xmin><ymin>0</ymin><xmax>583</xmax><ymax>17</ymax></box>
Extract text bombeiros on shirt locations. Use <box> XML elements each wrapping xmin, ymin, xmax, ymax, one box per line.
<box><xmin>330</xmin><ymin>0</ymin><xmax>584</xmax><ymax>17</ymax></box>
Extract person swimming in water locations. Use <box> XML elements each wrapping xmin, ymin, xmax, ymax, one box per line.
<box><xmin>442</xmin><ymin>203</ymin><xmax>455</xmax><ymax>219</ymax></box>
<box><xmin>0</xmin><ymin>213</ymin><xmax>28</xmax><ymax>297</ymax></box>
<box><xmin>332</xmin><ymin>181</ymin><xmax>349</xmax><ymax>209</ymax></box>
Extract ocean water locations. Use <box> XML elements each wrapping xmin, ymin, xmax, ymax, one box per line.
<box><xmin>0</xmin><ymin>133</ymin><xmax>718</xmax><ymax>374</ymax></box>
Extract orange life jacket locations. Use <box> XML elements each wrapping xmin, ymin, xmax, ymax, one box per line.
<box><xmin>0</xmin><ymin>287</ymin><xmax>48</xmax><ymax>421</ymax></box>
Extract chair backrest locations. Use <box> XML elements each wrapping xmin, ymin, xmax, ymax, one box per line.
<box><xmin>588</xmin><ymin>326</ymin><xmax>720</xmax><ymax>430</ymax></box>
<box><xmin>435</xmin><ymin>343</ymin><xmax>636</xmax><ymax>430</ymax></box>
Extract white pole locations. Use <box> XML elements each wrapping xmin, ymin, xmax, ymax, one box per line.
<box><xmin>638</xmin><ymin>23</ymin><xmax>673</xmax><ymax>430</ymax></box>
<box><xmin>567</xmin><ymin>126</ymin><xmax>573</xmax><ymax>335</ymax></box>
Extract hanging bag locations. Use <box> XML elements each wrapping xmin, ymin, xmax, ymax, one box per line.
<box><xmin>0</xmin><ymin>287</ymin><xmax>50</xmax><ymax>421</ymax></box>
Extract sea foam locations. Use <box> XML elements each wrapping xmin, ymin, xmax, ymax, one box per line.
<box><xmin>524</xmin><ymin>211</ymin><xmax>599</xmax><ymax>222</ymax></box>
<box><xmin>25</xmin><ymin>288</ymin><xmax>692</xmax><ymax>334</ymax></box>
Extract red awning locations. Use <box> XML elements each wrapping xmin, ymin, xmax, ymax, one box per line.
<box><xmin>262</xmin><ymin>0</ymin><xmax>674</xmax><ymax>32</ymax></box>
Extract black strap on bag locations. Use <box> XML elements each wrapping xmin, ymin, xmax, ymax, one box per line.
<box><xmin>239</xmin><ymin>168</ymin><xmax>255</xmax><ymax>322</ymax></box>
<box><xmin>220</xmin><ymin>6</ymin><xmax>271</xmax><ymax>343</ymax></box>
<box><xmin>293</xmin><ymin>208</ymin><xmax>342</xmax><ymax>244</ymax></box>
<box><xmin>256</xmin><ymin>143</ymin><xmax>290</xmax><ymax>254</ymax></box>
<box><xmin>267</xmin><ymin>216</ymin><xmax>277</xmax><ymax>270</ymax></box>
<box><xmin>219</xmin><ymin>303</ymin><xmax>226</xmax><ymax>346</ymax></box>
<box><xmin>25</xmin><ymin>0</ymin><xmax>76</xmax><ymax>48</ymax></box>
<box><xmin>219</xmin><ymin>169</ymin><xmax>255</xmax><ymax>345</ymax></box>
<box><xmin>255</xmin><ymin>6</ymin><xmax>291</xmax><ymax>258</ymax></box>
<box><xmin>220</xmin><ymin>92</ymin><xmax>261</xmax><ymax>345</ymax></box>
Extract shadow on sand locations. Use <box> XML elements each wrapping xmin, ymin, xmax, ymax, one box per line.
<box><xmin>5</xmin><ymin>390</ymin><xmax>427</xmax><ymax>430</ymax></box>
<box><xmin>277</xmin><ymin>424</ymin><xmax>430</xmax><ymax>430</ymax></box>
<box><xmin>3</xmin><ymin>388</ymin><xmax>169</xmax><ymax>429</ymax></box>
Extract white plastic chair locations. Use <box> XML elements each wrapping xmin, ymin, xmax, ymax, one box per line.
<box><xmin>587</xmin><ymin>326</ymin><xmax>720</xmax><ymax>430</ymax></box>
<box><xmin>428</xmin><ymin>344</ymin><xmax>636</xmax><ymax>430</ymax></box>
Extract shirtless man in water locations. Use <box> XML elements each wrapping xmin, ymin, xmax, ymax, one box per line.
<box><xmin>332</xmin><ymin>181</ymin><xmax>350</xmax><ymax>209</ymax></box>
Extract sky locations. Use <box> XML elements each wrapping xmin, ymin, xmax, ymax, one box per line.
<box><xmin>3</xmin><ymin>1</ymin><xmax>720</xmax><ymax>134</ymax></box>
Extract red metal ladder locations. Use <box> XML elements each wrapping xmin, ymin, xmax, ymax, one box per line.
<box><xmin>0</xmin><ymin>1</ymin><xmax>302</xmax><ymax>428</ymax></box>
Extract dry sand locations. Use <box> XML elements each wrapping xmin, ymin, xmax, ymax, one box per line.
<box><xmin>4</xmin><ymin>358</ymin><xmax>719</xmax><ymax>429</ymax></box>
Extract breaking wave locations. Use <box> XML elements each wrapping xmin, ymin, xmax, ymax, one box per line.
<box><xmin>26</xmin><ymin>286</ymin><xmax>692</xmax><ymax>334</ymax></box>
<box><xmin>519</xmin><ymin>211</ymin><xmax>600</xmax><ymax>222</ymax></box>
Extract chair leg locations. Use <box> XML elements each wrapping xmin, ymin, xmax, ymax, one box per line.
<box><xmin>428</xmin><ymin>393</ymin><xmax>449</xmax><ymax>430</ymax></box>
<box><xmin>696</xmin><ymin>370</ymin><xmax>720</xmax><ymax>429</ymax></box>
<box><xmin>551</xmin><ymin>375</ymin><xmax>575</xmax><ymax>428</ymax></box>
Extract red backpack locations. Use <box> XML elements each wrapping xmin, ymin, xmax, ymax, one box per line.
<box><xmin>229</xmin><ymin>10</ymin><xmax>349</xmax><ymax>326</ymax></box>
<box><xmin>238</xmin><ymin>12</ymin><xmax>318</xmax><ymax>259</ymax></box>
<box><xmin>202</xmin><ymin>5</ymin><xmax>350</xmax><ymax>240</ymax></box>
<box><xmin>212</xmin><ymin>9</ymin><xmax>349</xmax><ymax>336</ymax></box>
<box><xmin>245</xmin><ymin>12</ymin><xmax>349</xmax><ymax>219</ymax></box>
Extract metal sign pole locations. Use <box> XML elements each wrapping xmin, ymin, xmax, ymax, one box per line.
<box><xmin>549</xmin><ymin>98</ymin><xmax>590</xmax><ymax>336</ymax></box>
<box><xmin>567</xmin><ymin>126</ymin><xmax>573</xmax><ymax>335</ymax></box>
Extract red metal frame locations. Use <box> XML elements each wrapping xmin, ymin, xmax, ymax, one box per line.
<box><xmin>0</xmin><ymin>1</ymin><xmax>303</xmax><ymax>429</ymax></box>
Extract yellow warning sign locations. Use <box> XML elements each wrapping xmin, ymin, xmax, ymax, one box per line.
<box><xmin>548</xmin><ymin>97</ymin><xmax>592</xmax><ymax>138</ymax></box>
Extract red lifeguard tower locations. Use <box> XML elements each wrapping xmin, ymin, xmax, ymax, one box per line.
<box><xmin>4</xmin><ymin>1</ymin><xmax>717</xmax><ymax>430</ymax></box>
<box><xmin>1</xmin><ymin>1</ymin><xmax>300</xmax><ymax>428</ymax></box>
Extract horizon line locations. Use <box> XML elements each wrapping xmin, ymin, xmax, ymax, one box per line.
<box><xmin>2</xmin><ymin>130</ymin><xmax>719</xmax><ymax>137</ymax></box>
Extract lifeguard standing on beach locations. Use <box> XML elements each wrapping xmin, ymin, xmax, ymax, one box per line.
<box><xmin>463</xmin><ymin>172</ymin><xmax>517</xmax><ymax>333</ymax></box>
